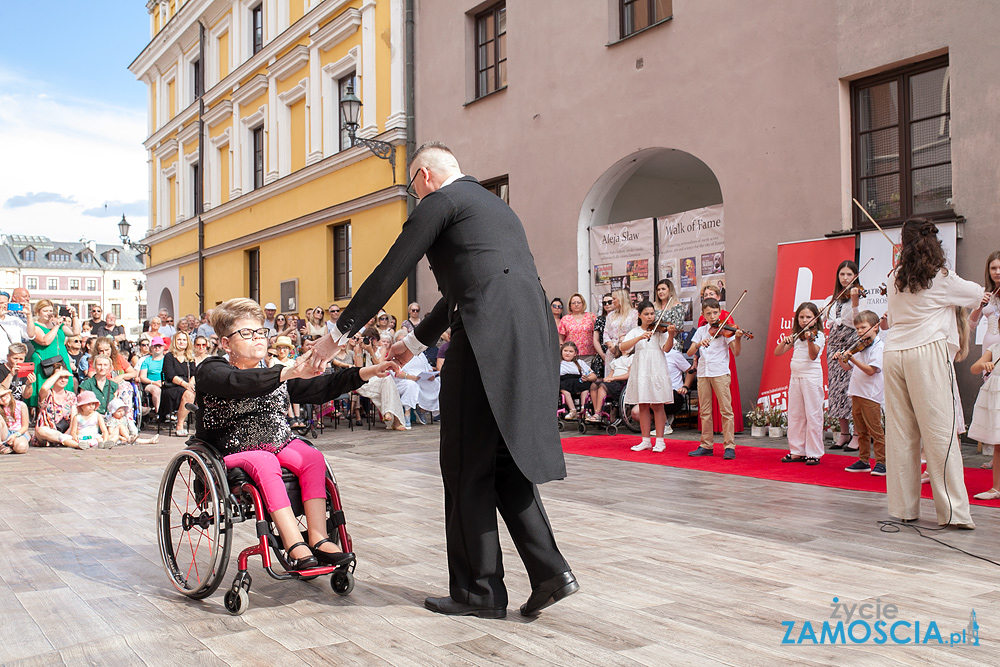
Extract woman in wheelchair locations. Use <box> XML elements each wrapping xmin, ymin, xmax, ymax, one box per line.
<box><xmin>196</xmin><ymin>298</ymin><xmax>399</xmax><ymax>570</ymax></box>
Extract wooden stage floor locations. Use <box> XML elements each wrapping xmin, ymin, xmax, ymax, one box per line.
<box><xmin>1</xmin><ymin>424</ymin><xmax>997</xmax><ymax>666</ymax></box>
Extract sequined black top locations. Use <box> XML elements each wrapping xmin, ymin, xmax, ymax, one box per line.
<box><xmin>194</xmin><ymin>356</ymin><xmax>363</xmax><ymax>456</ymax></box>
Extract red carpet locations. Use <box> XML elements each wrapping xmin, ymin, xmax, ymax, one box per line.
<box><xmin>562</xmin><ymin>434</ymin><xmax>1000</xmax><ymax>508</ymax></box>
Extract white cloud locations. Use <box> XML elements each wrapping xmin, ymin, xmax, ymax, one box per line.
<box><xmin>0</xmin><ymin>72</ymin><xmax>149</xmax><ymax>245</ymax></box>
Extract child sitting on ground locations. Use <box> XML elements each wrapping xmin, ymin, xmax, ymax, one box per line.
<box><xmin>70</xmin><ymin>390</ymin><xmax>111</xmax><ymax>449</ymax></box>
<box><xmin>105</xmin><ymin>398</ymin><xmax>159</xmax><ymax>446</ymax></box>
<box><xmin>559</xmin><ymin>342</ymin><xmax>597</xmax><ymax>420</ymax></box>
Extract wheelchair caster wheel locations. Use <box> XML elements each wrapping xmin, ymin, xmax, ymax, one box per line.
<box><xmin>331</xmin><ymin>569</ymin><xmax>354</xmax><ymax>596</ymax></box>
<box><xmin>224</xmin><ymin>589</ymin><xmax>249</xmax><ymax>615</ymax></box>
<box><xmin>557</xmin><ymin>420</ymin><xmax>565</xmax><ymax>432</ymax></box>
<box><xmin>577</xmin><ymin>421</ymin><xmax>587</xmax><ymax>434</ymax></box>
<box><xmin>607</xmin><ymin>425</ymin><xmax>618</xmax><ymax>436</ymax></box>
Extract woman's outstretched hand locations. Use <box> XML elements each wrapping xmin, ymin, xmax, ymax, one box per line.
<box><xmin>361</xmin><ymin>360</ymin><xmax>400</xmax><ymax>381</ymax></box>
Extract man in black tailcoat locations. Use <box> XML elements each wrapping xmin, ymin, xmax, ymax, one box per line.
<box><xmin>312</xmin><ymin>142</ymin><xmax>577</xmax><ymax>618</ymax></box>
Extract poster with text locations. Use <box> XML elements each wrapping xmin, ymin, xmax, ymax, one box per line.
<box><xmin>589</xmin><ymin>219</ymin><xmax>654</xmax><ymax>312</ymax></box>
<box><xmin>657</xmin><ymin>205</ymin><xmax>726</xmax><ymax>309</ymax></box>
<box><xmin>756</xmin><ymin>236</ymin><xmax>856</xmax><ymax>411</ymax></box>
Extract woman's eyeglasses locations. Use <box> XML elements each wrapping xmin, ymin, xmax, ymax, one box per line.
<box><xmin>378</xmin><ymin>316</ymin><xmax>389</xmax><ymax>320</ymax></box>
<box><xmin>194</xmin><ymin>343</ymin><xmax>207</xmax><ymax>348</ymax></box>
<box><xmin>552</xmin><ymin>304</ymin><xmax>563</xmax><ymax>310</ymax></box>
<box><xmin>602</xmin><ymin>300</ymin><xmax>613</xmax><ymax>306</ymax></box>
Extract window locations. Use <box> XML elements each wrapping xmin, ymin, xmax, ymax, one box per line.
<box><xmin>338</xmin><ymin>71</ymin><xmax>357</xmax><ymax>151</ymax></box>
<box><xmin>112</xmin><ymin>279</ymin><xmax>121</xmax><ymax>290</ymax></box>
<box><xmin>70</xmin><ymin>278</ymin><xmax>80</xmax><ymax>291</ymax></box>
<box><xmin>192</xmin><ymin>162</ymin><xmax>202</xmax><ymax>215</ymax></box>
<box><xmin>47</xmin><ymin>278</ymin><xmax>58</xmax><ymax>290</ymax></box>
<box><xmin>139</xmin><ymin>304</ymin><xmax>148</xmax><ymax>320</ymax></box>
<box><xmin>26</xmin><ymin>277</ymin><xmax>37</xmax><ymax>290</ymax></box>
<box><xmin>87</xmin><ymin>279</ymin><xmax>97</xmax><ymax>291</ymax></box>
<box><xmin>21</xmin><ymin>248</ymin><xmax>35</xmax><ymax>261</ymax></box>
<box><xmin>252</xmin><ymin>126</ymin><xmax>264</xmax><ymax>190</ymax></box>
<box><xmin>50</xmin><ymin>250</ymin><xmax>71</xmax><ymax>262</ymax></box>
<box><xmin>474</xmin><ymin>3</ymin><xmax>507</xmax><ymax>99</ymax></box>
<box><xmin>251</xmin><ymin>3</ymin><xmax>264</xmax><ymax>55</ymax></box>
<box><xmin>106</xmin><ymin>250</ymin><xmax>119</xmax><ymax>265</ymax></box>
<box><xmin>193</xmin><ymin>58</ymin><xmax>203</xmax><ymax>99</ymax></box>
<box><xmin>333</xmin><ymin>223</ymin><xmax>352</xmax><ymax>299</ymax></box>
<box><xmin>481</xmin><ymin>175</ymin><xmax>509</xmax><ymax>204</ymax></box>
<box><xmin>620</xmin><ymin>0</ymin><xmax>671</xmax><ymax>39</ymax></box>
<box><xmin>81</xmin><ymin>252</ymin><xmax>93</xmax><ymax>264</ymax></box>
<box><xmin>852</xmin><ymin>56</ymin><xmax>952</xmax><ymax>227</ymax></box>
<box><xmin>112</xmin><ymin>304</ymin><xmax>122</xmax><ymax>319</ymax></box>
<box><xmin>248</xmin><ymin>248</ymin><xmax>260</xmax><ymax>302</ymax></box>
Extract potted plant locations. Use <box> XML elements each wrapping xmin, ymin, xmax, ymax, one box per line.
<box><xmin>823</xmin><ymin>411</ymin><xmax>839</xmax><ymax>442</ymax></box>
<box><xmin>746</xmin><ymin>406</ymin><xmax>768</xmax><ymax>437</ymax></box>
<box><xmin>767</xmin><ymin>407</ymin><xmax>786</xmax><ymax>438</ymax></box>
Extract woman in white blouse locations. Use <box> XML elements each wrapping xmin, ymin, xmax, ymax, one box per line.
<box><xmin>884</xmin><ymin>219</ymin><xmax>984</xmax><ymax>529</ymax></box>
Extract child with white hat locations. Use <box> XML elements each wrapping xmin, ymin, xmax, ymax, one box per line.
<box><xmin>105</xmin><ymin>398</ymin><xmax>160</xmax><ymax>446</ymax></box>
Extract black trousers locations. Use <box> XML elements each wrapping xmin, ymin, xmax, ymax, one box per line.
<box><xmin>439</xmin><ymin>327</ymin><xmax>569</xmax><ymax>608</ymax></box>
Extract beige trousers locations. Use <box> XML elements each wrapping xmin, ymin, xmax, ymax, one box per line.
<box><xmin>883</xmin><ymin>339</ymin><xmax>972</xmax><ymax>525</ymax></box>
<box><xmin>697</xmin><ymin>375</ymin><xmax>735</xmax><ymax>449</ymax></box>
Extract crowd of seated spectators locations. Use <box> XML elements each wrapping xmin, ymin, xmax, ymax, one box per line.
<box><xmin>0</xmin><ymin>293</ymin><xmax>441</xmax><ymax>455</ymax></box>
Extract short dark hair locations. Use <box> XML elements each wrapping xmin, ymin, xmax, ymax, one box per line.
<box><xmin>701</xmin><ymin>298</ymin><xmax>721</xmax><ymax>311</ymax></box>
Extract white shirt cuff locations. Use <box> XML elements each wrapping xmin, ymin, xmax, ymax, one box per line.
<box><xmin>333</xmin><ymin>324</ymin><xmax>351</xmax><ymax>343</ymax></box>
<box><xmin>403</xmin><ymin>331</ymin><xmax>427</xmax><ymax>355</ymax></box>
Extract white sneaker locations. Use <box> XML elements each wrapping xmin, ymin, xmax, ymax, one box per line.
<box><xmin>652</xmin><ymin>441</ymin><xmax>666</xmax><ymax>453</ymax></box>
<box><xmin>663</xmin><ymin>424</ymin><xmax>673</xmax><ymax>435</ymax></box>
<box><xmin>631</xmin><ymin>441</ymin><xmax>652</xmax><ymax>452</ymax></box>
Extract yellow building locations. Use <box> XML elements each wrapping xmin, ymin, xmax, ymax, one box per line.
<box><xmin>130</xmin><ymin>0</ymin><xmax>409</xmax><ymax>323</ymax></box>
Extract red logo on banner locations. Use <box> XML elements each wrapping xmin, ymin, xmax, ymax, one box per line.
<box><xmin>756</xmin><ymin>237</ymin><xmax>857</xmax><ymax>410</ymax></box>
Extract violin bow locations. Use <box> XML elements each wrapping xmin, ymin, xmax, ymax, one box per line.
<box><xmin>709</xmin><ymin>290</ymin><xmax>748</xmax><ymax>342</ymax></box>
<box><xmin>788</xmin><ymin>257</ymin><xmax>874</xmax><ymax>343</ymax></box>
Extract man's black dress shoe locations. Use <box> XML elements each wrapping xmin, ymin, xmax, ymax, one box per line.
<box><xmin>424</xmin><ymin>596</ymin><xmax>506</xmax><ymax>619</ymax></box>
<box><xmin>520</xmin><ymin>571</ymin><xmax>579</xmax><ymax>616</ymax></box>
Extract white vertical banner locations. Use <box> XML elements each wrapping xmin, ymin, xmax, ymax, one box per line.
<box><xmin>858</xmin><ymin>221</ymin><xmax>957</xmax><ymax>320</ymax></box>
<box><xmin>589</xmin><ymin>219</ymin><xmax>654</xmax><ymax>311</ymax></box>
<box><xmin>656</xmin><ymin>204</ymin><xmax>725</xmax><ymax>324</ymax></box>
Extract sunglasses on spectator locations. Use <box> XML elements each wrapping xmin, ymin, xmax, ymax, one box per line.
<box><xmin>603</xmin><ymin>300</ymin><xmax>613</xmax><ymax>305</ymax></box>
<box><xmin>329</xmin><ymin>308</ymin><xmax>339</xmax><ymax>313</ymax></box>
<box><xmin>225</xmin><ymin>327</ymin><xmax>269</xmax><ymax>340</ymax></box>
<box><xmin>409</xmin><ymin>308</ymin><xmax>420</xmax><ymax>313</ymax></box>
<box><xmin>378</xmin><ymin>316</ymin><xmax>389</xmax><ymax>320</ymax></box>
<box><xmin>194</xmin><ymin>342</ymin><xmax>207</xmax><ymax>348</ymax></box>
<box><xmin>139</xmin><ymin>342</ymin><xmax>150</xmax><ymax>347</ymax></box>
<box><xmin>552</xmin><ymin>304</ymin><xmax>563</xmax><ymax>309</ymax></box>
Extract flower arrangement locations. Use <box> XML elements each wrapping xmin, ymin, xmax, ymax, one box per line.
<box><xmin>823</xmin><ymin>411</ymin><xmax>840</xmax><ymax>432</ymax></box>
<box><xmin>746</xmin><ymin>406</ymin><xmax>769</xmax><ymax>428</ymax></box>
<box><xmin>765</xmin><ymin>407</ymin><xmax>786</xmax><ymax>428</ymax></box>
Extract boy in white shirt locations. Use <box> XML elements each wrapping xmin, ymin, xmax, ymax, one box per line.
<box><xmin>836</xmin><ymin>310</ymin><xmax>886</xmax><ymax>476</ymax></box>
<box><xmin>687</xmin><ymin>299</ymin><xmax>743</xmax><ymax>459</ymax></box>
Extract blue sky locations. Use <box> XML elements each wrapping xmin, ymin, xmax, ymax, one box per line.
<box><xmin>0</xmin><ymin>1</ymin><xmax>152</xmax><ymax>243</ymax></box>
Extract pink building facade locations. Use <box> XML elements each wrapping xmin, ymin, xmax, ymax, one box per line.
<box><xmin>412</xmin><ymin>0</ymin><xmax>1000</xmax><ymax>410</ymax></box>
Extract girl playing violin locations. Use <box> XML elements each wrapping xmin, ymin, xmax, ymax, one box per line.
<box><xmin>620</xmin><ymin>300</ymin><xmax>676</xmax><ymax>452</ymax></box>
<box><xmin>775</xmin><ymin>302</ymin><xmax>825</xmax><ymax>465</ymax></box>
<box><xmin>835</xmin><ymin>310</ymin><xmax>885</xmax><ymax>475</ymax></box>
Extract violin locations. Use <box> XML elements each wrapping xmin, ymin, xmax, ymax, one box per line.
<box><xmin>844</xmin><ymin>335</ymin><xmax>874</xmax><ymax>356</ymax></box>
<box><xmin>708</xmin><ymin>321</ymin><xmax>754</xmax><ymax>339</ymax></box>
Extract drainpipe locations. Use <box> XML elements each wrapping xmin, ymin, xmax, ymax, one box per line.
<box><xmin>197</xmin><ymin>20</ymin><xmax>206</xmax><ymax>314</ymax></box>
<box><xmin>405</xmin><ymin>0</ymin><xmax>417</xmax><ymax>304</ymax></box>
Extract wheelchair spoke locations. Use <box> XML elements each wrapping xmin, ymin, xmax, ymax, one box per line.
<box><xmin>185</xmin><ymin>528</ymin><xmax>203</xmax><ymax>583</ymax></box>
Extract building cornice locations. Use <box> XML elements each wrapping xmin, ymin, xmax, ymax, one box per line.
<box><xmin>311</xmin><ymin>7</ymin><xmax>361</xmax><ymax>52</ymax></box>
<box><xmin>144</xmin><ymin>101</ymin><xmax>199</xmax><ymax>150</ymax></box>
<box><xmin>203</xmin><ymin>99</ymin><xmax>233</xmax><ymax>128</ymax></box>
<box><xmin>203</xmin><ymin>185</ymin><xmax>405</xmax><ymax>259</ymax></box>
<box><xmin>270</xmin><ymin>45</ymin><xmax>310</xmax><ymax>82</ymax></box>
<box><xmin>232</xmin><ymin>73</ymin><xmax>269</xmax><ymax>106</ymax></box>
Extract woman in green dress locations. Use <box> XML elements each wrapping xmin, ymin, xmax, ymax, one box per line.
<box><xmin>29</xmin><ymin>300</ymin><xmax>80</xmax><ymax>407</ymax></box>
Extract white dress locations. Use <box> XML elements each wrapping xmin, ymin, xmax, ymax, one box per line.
<box><xmin>622</xmin><ymin>327</ymin><xmax>674</xmax><ymax>404</ymax></box>
<box><xmin>968</xmin><ymin>343</ymin><xmax>1000</xmax><ymax>445</ymax></box>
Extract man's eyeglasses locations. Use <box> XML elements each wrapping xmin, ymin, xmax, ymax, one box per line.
<box><xmin>225</xmin><ymin>327</ymin><xmax>269</xmax><ymax>340</ymax></box>
<box><xmin>139</xmin><ymin>342</ymin><xmax>150</xmax><ymax>347</ymax></box>
<box><xmin>406</xmin><ymin>167</ymin><xmax>424</xmax><ymax>199</ymax></box>
<box><xmin>329</xmin><ymin>309</ymin><xmax>339</xmax><ymax>314</ymax></box>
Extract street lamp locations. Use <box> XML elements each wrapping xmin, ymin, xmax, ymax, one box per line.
<box><xmin>339</xmin><ymin>82</ymin><xmax>396</xmax><ymax>182</ymax></box>
<box><xmin>118</xmin><ymin>215</ymin><xmax>151</xmax><ymax>256</ymax></box>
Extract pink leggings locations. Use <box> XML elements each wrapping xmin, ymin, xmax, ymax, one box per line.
<box><xmin>223</xmin><ymin>439</ymin><xmax>327</xmax><ymax>513</ymax></box>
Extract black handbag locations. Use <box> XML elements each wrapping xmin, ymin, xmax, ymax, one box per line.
<box><xmin>39</xmin><ymin>356</ymin><xmax>63</xmax><ymax>378</ymax></box>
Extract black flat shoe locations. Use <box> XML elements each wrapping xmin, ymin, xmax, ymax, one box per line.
<box><xmin>424</xmin><ymin>596</ymin><xmax>506</xmax><ymax>619</ymax></box>
<box><xmin>310</xmin><ymin>538</ymin><xmax>356</xmax><ymax>566</ymax></box>
<box><xmin>284</xmin><ymin>541</ymin><xmax>319</xmax><ymax>571</ymax></box>
<box><xmin>520</xmin><ymin>571</ymin><xmax>579</xmax><ymax>616</ymax></box>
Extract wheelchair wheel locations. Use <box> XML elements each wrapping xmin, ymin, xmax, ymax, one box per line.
<box><xmin>619</xmin><ymin>393</ymin><xmax>640</xmax><ymax>433</ymax></box>
<box><xmin>224</xmin><ymin>588</ymin><xmax>249</xmax><ymax>615</ymax></box>
<box><xmin>331</xmin><ymin>569</ymin><xmax>354</xmax><ymax>596</ymax></box>
<box><xmin>157</xmin><ymin>449</ymin><xmax>232</xmax><ymax>599</ymax></box>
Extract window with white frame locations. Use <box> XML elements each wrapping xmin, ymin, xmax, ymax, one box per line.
<box><xmin>338</xmin><ymin>71</ymin><xmax>357</xmax><ymax>152</ymax></box>
<box><xmin>47</xmin><ymin>278</ymin><xmax>58</xmax><ymax>290</ymax></box>
<box><xmin>87</xmin><ymin>279</ymin><xmax>97</xmax><ymax>291</ymax></box>
<box><xmin>112</xmin><ymin>304</ymin><xmax>122</xmax><ymax>318</ymax></box>
<box><xmin>70</xmin><ymin>278</ymin><xmax>80</xmax><ymax>291</ymax></box>
<box><xmin>251</xmin><ymin>3</ymin><xmax>264</xmax><ymax>55</ymax></box>
<box><xmin>26</xmin><ymin>277</ymin><xmax>37</xmax><ymax>290</ymax></box>
<box><xmin>113</xmin><ymin>279</ymin><xmax>121</xmax><ymax>290</ymax></box>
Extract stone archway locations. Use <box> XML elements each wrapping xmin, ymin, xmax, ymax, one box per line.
<box><xmin>576</xmin><ymin>148</ymin><xmax>723</xmax><ymax>297</ymax></box>
<box><xmin>157</xmin><ymin>288</ymin><xmax>174</xmax><ymax>317</ymax></box>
